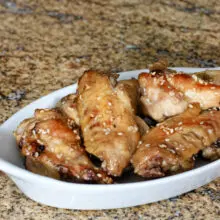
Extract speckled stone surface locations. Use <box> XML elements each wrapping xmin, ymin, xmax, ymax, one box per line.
<box><xmin>0</xmin><ymin>0</ymin><xmax>220</xmax><ymax>219</ymax></box>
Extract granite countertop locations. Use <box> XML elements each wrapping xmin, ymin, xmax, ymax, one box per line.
<box><xmin>0</xmin><ymin>0</ymin><xmax>220</xmax><ymax>219</ymax></box>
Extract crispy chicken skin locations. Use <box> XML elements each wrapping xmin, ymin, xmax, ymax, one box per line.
<box><xmin>131</xmin><ymin>104</ymin><xmax>220</xmax><ymax>178</ymax></box>
<box><xmin>77</xmin><ymin>71</ymin><xmax>140</xmax><ymax>176</ymax></box>
<box><xmin>139</xmin><ymin>71</ymin><xmax>220</xmax><ymax>121</ymax></box>
<box><xmin>14</xmin><ymin>109</ymin><xmax>112</xmax><ymax>183</ymax></box>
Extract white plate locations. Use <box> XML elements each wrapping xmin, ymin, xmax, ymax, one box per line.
<box><xmin>0</xmin><ymin>67</ymin><xmax>220</xmax><ymax>210</ymax></box>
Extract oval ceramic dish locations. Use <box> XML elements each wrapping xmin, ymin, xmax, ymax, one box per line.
<box><xmin>0</xmin><ymin>67</ymin><xmax>220</xmax><ymax>210</ymax></box>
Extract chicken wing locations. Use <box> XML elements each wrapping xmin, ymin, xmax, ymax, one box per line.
<box><xmin>139</xmin><ymin>73</ymin><xmax>188</xmax><ymax>121</ymax></box>
<box><xmin>14</xmin><ymin>109</ymin><xmax>112</xmax><ymax>183</ymax></box>
<box><xmin>131</xmin><ymin>104</ymin><xmax>220</xmax><ymax>178</ymax></box>
<box><xmin>56</xmin><ymin>94</ymin><xmax>80</xmax><ymax>126</ymax></box>
<box><xmin>117</xmin><ymin>79</ymin><xmax>139</xmax><ymax>113</ymax></box>
<box><xmin>195</xmin><ymin>70</ymin><xmax>220</xmax><ymax>85</ymax></box>
<box><xmin>118</xmin><ymin>79</ymin><xmax>150</xmax><ymax>135</ymax></box>
<box><xmin>139</xmin><ymin>71</ymin><xmax>220</xmax><ymax>121</ymax></box>
<box><xmin>77</xmin><ymin>71</ymin><xmax>140</xmax><ymax>176</ymax></box>
<box><xmin>202</xmin><ymin>138</ymin><xmax>220</xmax><ymax>161</ymax></box>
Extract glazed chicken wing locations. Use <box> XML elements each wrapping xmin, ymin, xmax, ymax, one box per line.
<box><xmin>117</xmin><ymin>79</ymin><xmax>139</xmax><ymax>113</ymax></box>
<box><xmin>118</xmin><ymin>79</ymin><xmax>150</xmax><ymax>135</ymax></box>
<box><xmin>139</xmin><ymin>73</ymin><xmax>188</xmax><ymax>121</ymax></box>
<box><xmin>77</xmin><ymin>71</ymin><xmax>140</xmax><ymax>176</ymax></box>
<box><xmin>14</xmin><ymin>109</ymin><xmax>112</xmax><ymax>183</ymax></box>
<box><xmin>139</xmin><ymin>71</ymin><xmax>220</xmax><ymax>121</ymax></box>
<box><xmin>195</xmin><ymin>70</ymin><xmax>220</xmax><ymax>85</ymax></box>
<box><xmin>56</xmin><ymin>93</ymin><xmax>80</xmax><ymax>126</ymax></box>
<box><xmin>131</xmin><ymin>104</ymin><xmax>220</xmax><ymax>178</ymax></box>
<box><xmin>202</xmin><ymin>139</ymin><xmax>220</xmax><ymax>160</ymax></box>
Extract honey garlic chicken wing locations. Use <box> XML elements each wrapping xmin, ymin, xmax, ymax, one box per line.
<box><xmin>139</xmin><ymin>71</ymin><xmax>220</xmax><ymax>121</ymax></box>
<box><xmin>131</xmin><ymin>104</ymin><xmax>220</xmax><ymax>178</ymax></box>
<box><xmin>56</xmin><ymin>94</ymin><xmax>80</xmax><ymax>126</ymax></box>
<box><xmin>195</xmin><ymin>70</ymin><xmax>220</xmax><ymax>85</ymax></box>
<box><xmin>14</xmin><ymin>109</ymin><xmax>112</xmax><ymax>183</ymax></box>
<box><xmin>139</xmin><ymin>73</ymin><xmax>188</xmax><ymax>121</ymax></box>
<box><xmin>77</xmin><ymin>71</ymin><xmax>140</xmax><ymax>176</ymax></box>
<box><xmin>117</xmin><ymin>79</ymin><xmax>139</xmax><ymax>113</ymax></box>
<box><xmin>202</xmin><ymin>139</ymin><xmax>220</xmax><ymax>161</ymax></box>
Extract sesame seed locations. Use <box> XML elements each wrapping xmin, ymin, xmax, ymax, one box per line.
<box><xmin>169</xmin><ymin>91</ymin><xmax>175</xmax><ymax>97</ymax></box>
<box><xmin>165</xmin><ymin>138</ymin><xmax>170</xmax><ymax>142</ymax></box>
<box><xmin>168</xmin><ymin>148</ymin><xmax>176</xmax><ymax>154</ymax></box>
<box><xmin>200</xmin><ymin>121</ymin><xmax>204</xmax><ymax>125</ymax></box>
<box><xmin>38</xmin><ymin>129</ymin><xmax>50</xmax><ymax>134</ymax></box>
<box><xmin>160</xmin><ymin>80</ymin><xmax>165</xmax><ymax>85</ymax></box>
<box><xmin>128</xmin><ymin>125</ymin><xmax>138</xmax><ymax>132</ymax></box>
<box><xmin>138</xmin><ymin>141</ymin><xmax>143</xmax><ymax>145</ymax></box>
<box><xmin>128</xmin><ymin>126</ymin><xmax>133</xmax><ymax>131</ymax></box>
<box><xmin>108</xmin><ymin>102</ymin><xmax>112</xmax><ymax>106</ymax></box>
<box><xmin>208</xmin><ymin>129</ymin><xmax>213</xmax><ymax>134</ymax></box>
<box><xmin>85</xmin><ymin>84</ymin><xmax>91</xmax><ymax>90</ymax></box>
<box><xmin>188</xmin><ymin>104</ymin><xmax>193</xmax><ymax>108</ymax></box>
<box><xmin>104</xmin><ymin>128</ymin><xmax>111</xmax><ymax>135</ymax></box>
<box><xmin>159</xmin><ymin>144</ymin><xmax>167</xmax><ymax>148</ymax></box>
<box><xmin>34</xmin><ymin>152</ymin><xmax>39</xmax><ymax>157</ymax></box>
<box><xmin>145</xmin><ymin>144</ymin><xmax>151</xmax><ymax>147</ymax></box>
<box><xmin>97</xmin><ymin>173</ymin><xmax>102</xmax><ymax>178</ymax></box>
<box><xmin>162</xmin><ymin>160</ymin><xmax>167</xmax><ymax>167</ymax></box>
<box><xmin>57</xmin><ymin>154</ymin><xmax>62</xmax><ymax>159</ymax></box>
<box><xmin>198</xmin><ymin>79</ymin><xmax>204</xmax><ymax>84</ymax></box>
<box><xmin>117</xmin><ymin>132</ymin><xmax>123</xmax><ymax>136</ymax></box>
<box><xmin>145</xmin><ymin>98</ymin><xmax>151</xmax><ymax>104</ymax></box>
<box><xmin>32</xmin><ymin>130</ymin><xmax>36</xmax><ymax>136</ymax></box>
<box><xmin>178</xmin><ymin>122</ymin><xmax>183</xmax><ymax>125</ymax></box>
<box><xmin>192</xmin><ymin>75</ymin><xmax>198</xmax><ymax>81</ymax></box>
<box><xmin>97</xmin><ymin>96</ymin><xmax>101</xmax><ymax>100</ymax></box>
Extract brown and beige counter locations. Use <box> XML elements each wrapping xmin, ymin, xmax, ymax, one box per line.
<box><xmin>0</xmin><ymin>0</ymin><xmax>220</xmax><ymax>219</ymax></box>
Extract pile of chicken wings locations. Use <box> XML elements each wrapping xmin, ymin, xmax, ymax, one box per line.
<box><xmin>14</xmin><ymin>61</ymin><xmax>220</xmax><ymax>183</ymax></box>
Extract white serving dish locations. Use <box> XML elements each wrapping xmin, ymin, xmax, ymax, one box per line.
<box><xmin>0</xmin><ymin>67</ymin><xmax>220</xmax><ymax>210</ymax></box>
